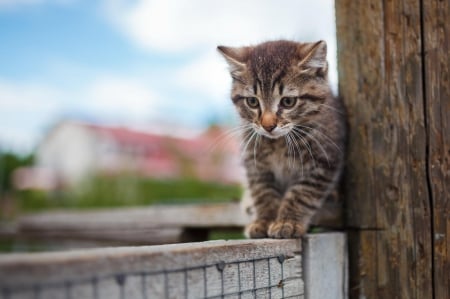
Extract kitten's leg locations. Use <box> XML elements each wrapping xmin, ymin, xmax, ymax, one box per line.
<box><xmin>245</xmin><ymin>171</ymin><xmax>282</xmax><ymax>238</ymax></box>
<box><xmin>268</xmin><ymin>168</ymin><xmax>337</xmax><ymax>238</ymax></box>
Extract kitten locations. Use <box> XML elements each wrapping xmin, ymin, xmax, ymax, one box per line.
<box><xmin>218</xmin><ymin>40</ymin><xmax>346</xmax><ymax>238</ymax></box>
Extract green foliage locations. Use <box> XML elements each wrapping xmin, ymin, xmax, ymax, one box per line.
<box><xmin>15</xmin><ymin>176</ymin><xmax>242</xmax><ymax>211</ymax></box>
<box><xmin>0</xmin><ymin>240</ymin><xmax>14</xmax><ymax>252</ymax></box>
<box><xmin>209</xmin><ymin>229</ymin><xmax>244</xmax><ymax>240</ymax></box>
<box><xmin>0</xmin><ymin>151</ymin><xmax>34</xmax><ymax>192</ymax></box>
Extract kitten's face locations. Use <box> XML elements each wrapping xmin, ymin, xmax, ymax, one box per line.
<box><xmin>218</xmin><ymin>40</ymin><xmax>331</xmax><ymax>139</ymax></box>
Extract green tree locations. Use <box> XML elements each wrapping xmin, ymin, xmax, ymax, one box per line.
<box><xmin>0</xmin><ymin>150</ymin><xmax>34</xmax><ymax>193</ymax></box>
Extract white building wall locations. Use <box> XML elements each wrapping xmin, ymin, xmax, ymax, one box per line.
<box><xmin>36</xmin><ymin>122</ymin><xmax>98</xmax><ymax>184</ymax></box>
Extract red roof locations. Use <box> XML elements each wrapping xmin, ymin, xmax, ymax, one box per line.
<box><xmin>79</xmin><ymin>122</ymin><xmax>242</xmax><ymax>182</ymax></box>
<box><xmin>86</xmin><ymin>124</ymin><xmax>170</xmax><ymax>146</ymax></box>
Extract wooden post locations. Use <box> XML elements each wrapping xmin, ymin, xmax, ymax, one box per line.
<box><xmin>422</xmin><ymin>1</ymin><xmax>450</xmax><ymax>298</ymax></box>
<box><xmin>336</xmin><ymin>0</ymin><xmax>449</xmax><ymax>298</ymax></box>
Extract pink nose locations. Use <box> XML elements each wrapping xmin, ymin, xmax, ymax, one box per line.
<box><xmin>261</xmin><ymin>112</ymin><xmax>277</xmax><ymax>133</ymax></box>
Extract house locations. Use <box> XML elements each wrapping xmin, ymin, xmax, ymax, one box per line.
<box><xmin>25</xmin><ymin>121</ymin><xmax>244</xmax><ymax>188</ymax></box>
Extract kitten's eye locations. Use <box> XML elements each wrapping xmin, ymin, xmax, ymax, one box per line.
<box><xmin>246</xmin><ymin>97</ymin><xmax>259</xmax><ymax>108</ymax></box>
<box><xmin>280</xmin><ymin>97</ymin><xmax>297</xmax><ymax>108</ymax></box>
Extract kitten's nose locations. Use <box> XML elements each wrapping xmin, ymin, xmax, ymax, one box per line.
<box><xmin>261</xmin><ymin>112</ymin><xmax>277</xmax><ymax>133</ymax></box>
<box><xmin>263</xmin><ymin>124</ymin><xmax>276</xmax><ymax>132</ymax></box>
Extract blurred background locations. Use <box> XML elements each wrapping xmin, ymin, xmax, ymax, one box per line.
<box><xmin>0</xmin><ymin>0</ymin><xmax>336</xmax><ymax>251</ymax></box>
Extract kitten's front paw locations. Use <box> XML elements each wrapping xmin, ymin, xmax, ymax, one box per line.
<box><xmin>267</xmin><ymin>220</ymin><xmax>307</xmax><ymax>239</ymax></box>
<box><xmin>245</xmin><ymin>220</ymin><xmax>270</xmax><ymax>238</ymax></box>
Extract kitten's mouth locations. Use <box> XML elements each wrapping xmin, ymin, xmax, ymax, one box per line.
<box><xmin>256</xmin><ymin>126</ymin><xmax>291</xmax><ymax>139</ymax></box>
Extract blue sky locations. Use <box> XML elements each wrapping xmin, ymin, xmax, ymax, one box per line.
<box><xmin>0</xmin><ymin>0</ymin><xmax>336</xmax><ymax>153</ymax></box>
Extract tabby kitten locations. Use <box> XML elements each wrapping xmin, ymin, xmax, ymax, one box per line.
<box><xmin>218</xmin><ymin>40</ymin><xmax>346</xmax><ymax>238</ymax></box>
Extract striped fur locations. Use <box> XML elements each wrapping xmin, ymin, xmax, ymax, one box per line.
<box><xmin>218</xmin><ymin>40</ymin><xmax>347</xmax><ymax>238</ymax></box>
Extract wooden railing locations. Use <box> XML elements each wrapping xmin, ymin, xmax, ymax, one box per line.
<box><xmin>0</xmin><ymin>202</ymin><xmax>346</xmax><ymax>298</ymax></box>
<box><xmin>5</xmin><ymin>201</ymin><xmax>341</xmax><ymax>248</ymax></box>
<box><xmin>0</xmin><ymin>233</ymin><xmax>347</xmax><ymax>299</ymax></box>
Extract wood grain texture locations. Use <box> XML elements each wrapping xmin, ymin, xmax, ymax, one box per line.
<box><xmin>335</xmin><ymin>0</ymin><xmax>445</xmax><ymax>298</ymax></box>
<box><xmin>18</xmin><ymin>202</ymin><xmax>341</xmax><ymax>230</ymax></box>
<box><xmin>0</xmin><ymin>234</ymin><xmax>348</xmax><ymax>299</ymax></box>
<box><xmin>422</xmin><ymin>0</ymin><xmax>450</xmax><ymax>298</ymax></box>
<box><xmin>14</xmin><ymin>201</ymin><xmax>342</xmax><ymax>246</ymax></box>
<box><xmin>303</xmin><ymin>233</ymin><xmax>347</xmax><ymax>299</ymax></box>
<box><xmin>0</xmin><ymin>238</ymin><xmax>304</xmax><ymax>299</ymax></box>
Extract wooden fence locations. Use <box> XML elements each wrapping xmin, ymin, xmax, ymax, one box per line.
<box><xmin>0</xmin><ymin>202</ymin><xmax>347</xmax><ymax>298</ymax></box>
<box><xmin>2</xmin><ymin>202</ymin><xmax>341</xmax><ymax>248</ymax></box>
<box><xmin>0</xmin><ymin>233</ymin><xmax>347</xmax><ymax>299</ymax></box>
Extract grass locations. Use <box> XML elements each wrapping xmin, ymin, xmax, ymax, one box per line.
<box><xmin>209</xmin><ymin>229</ymin><xmax>245</xmax><ymax>240</ymax></box>
<box><xmin>14</xmin><ymin>176</ymin><xmax>242</xmax><ymax>212</ymax></box>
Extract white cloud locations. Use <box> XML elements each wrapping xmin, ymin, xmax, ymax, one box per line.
<box><xmin>0</xmin><ymin>128</ymin><xmax>39</xmax><ymax>153</ymax></box>
<box><xmin>83</xmin><ymin>76</ymin><xmax>161</xmax><ymax>123</ymax></box>
<box><xmin>0</xmin><ymin>77</ymin><xmax>160</xmax><ymax>123</ymax></box>
<box><xmin>102</xmin><ymin>0</ymin><xmax>336</xmax><ymax>52</ymax></box>
<box><xmin>0</xmin><ymin>76</ymin><xmax>163</xmax><ymax>151</ymax></box>
<box><xmin>175</xmin><ymin>50</ymin><xmax>231</xmax><ymax>101</ymax></box>
<box><xmin>0</xmin><ymin>79</ymin><xmax>63</xmax><ymax>114</ymax></box>
<box><xmin>0</xmin><ymin>80</ymin><xmax>64</xmax><ymax>151</ymax></box>
<box><xmin>103</xmin><ymin>0</ymin><xmax>338</xmax><ymax>96</ymax></box>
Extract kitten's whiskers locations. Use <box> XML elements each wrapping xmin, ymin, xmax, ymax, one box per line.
<box><xmin>298</xmin><ymin>123</ymin><xmax>342</xmax><ymax>154</ymax></box>
<box><xmin>293</xmin><ymin>126</ymin><xmax>331</xmax><ymax>167</ymax></box>
<box><xmin>286</xmin><ymin>132</ymin><xmax>304</xmax><ymax>176</ymax></box>
<box><xmin>241</xmin><ymin>130</ymin><xmax>258</xmax><ymax>160</ymax></box>
<box><xmin>253</xmin><ymin>133</ymin><xmax>261</xmax><ymax>166</ymax></box>
<box><xmin>284</xmin><ymin>133</ymin><xmax>294</xmax><ymax>168</ymax></box>
<box><xmin>207</xmin><ymin>124</ymin><xmax>253</xmax><ymax>154</ymax></box>
<box><xmin>290</xmin><ymin>128</ymin><xmax>316</xmax><ymax>169</ymax></box>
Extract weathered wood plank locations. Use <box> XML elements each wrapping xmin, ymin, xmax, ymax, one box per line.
<box><xmin>20</xmin><ymin>227</ymin><xmax>208</xmax><ymax>246</ymax></box>
<box><xmin>303</xmin><ymin>233</ymin><xmax>347</xmax><ymax>299</ymax></box>
<box><xmin>336</xmin><ymin>0</ymin><xmax>433</xmax><ymax>298</ymax></box>
<box><xmin>336</xmin><ymin>2</ymin><xmax>386</xmax><ymax>297</ymax></box>
<box><xmin>18</xmin><ymin>203</ymin><xmax>248</xmax><ymax>231</ymax></box>
<box><xmin>18</xmin><ymin>201</ymin><xmax>341</xmax><ymax>230</ymax></box>
<box><xmin>336</xmin><ymin>0</ymin><xmax>383</xmax><ymax>230</ymax></box>
<box><xmin>14</xmin><ymin>201</ymin><xmax>341</xmax><ymax>246</ymax></box>
<box><xmin>422</xmin><ymin>0</ymin><xmax>450</xmax><ymax>298</ymax></box>
<box><xmin>0</xmin><ymin>239</ymin><xmax>304</xmax><ymax>299</ymax></box>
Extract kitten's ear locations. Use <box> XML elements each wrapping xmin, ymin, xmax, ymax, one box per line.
<box><xmin>297</xmin><ymin>40</ymin><xmax>328</xmax><ymax>77</ymax></box>
<box><xmin>217</xmin><ymin>46</ymin><xmax>251</xmax><ymax>79</ymax></box>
